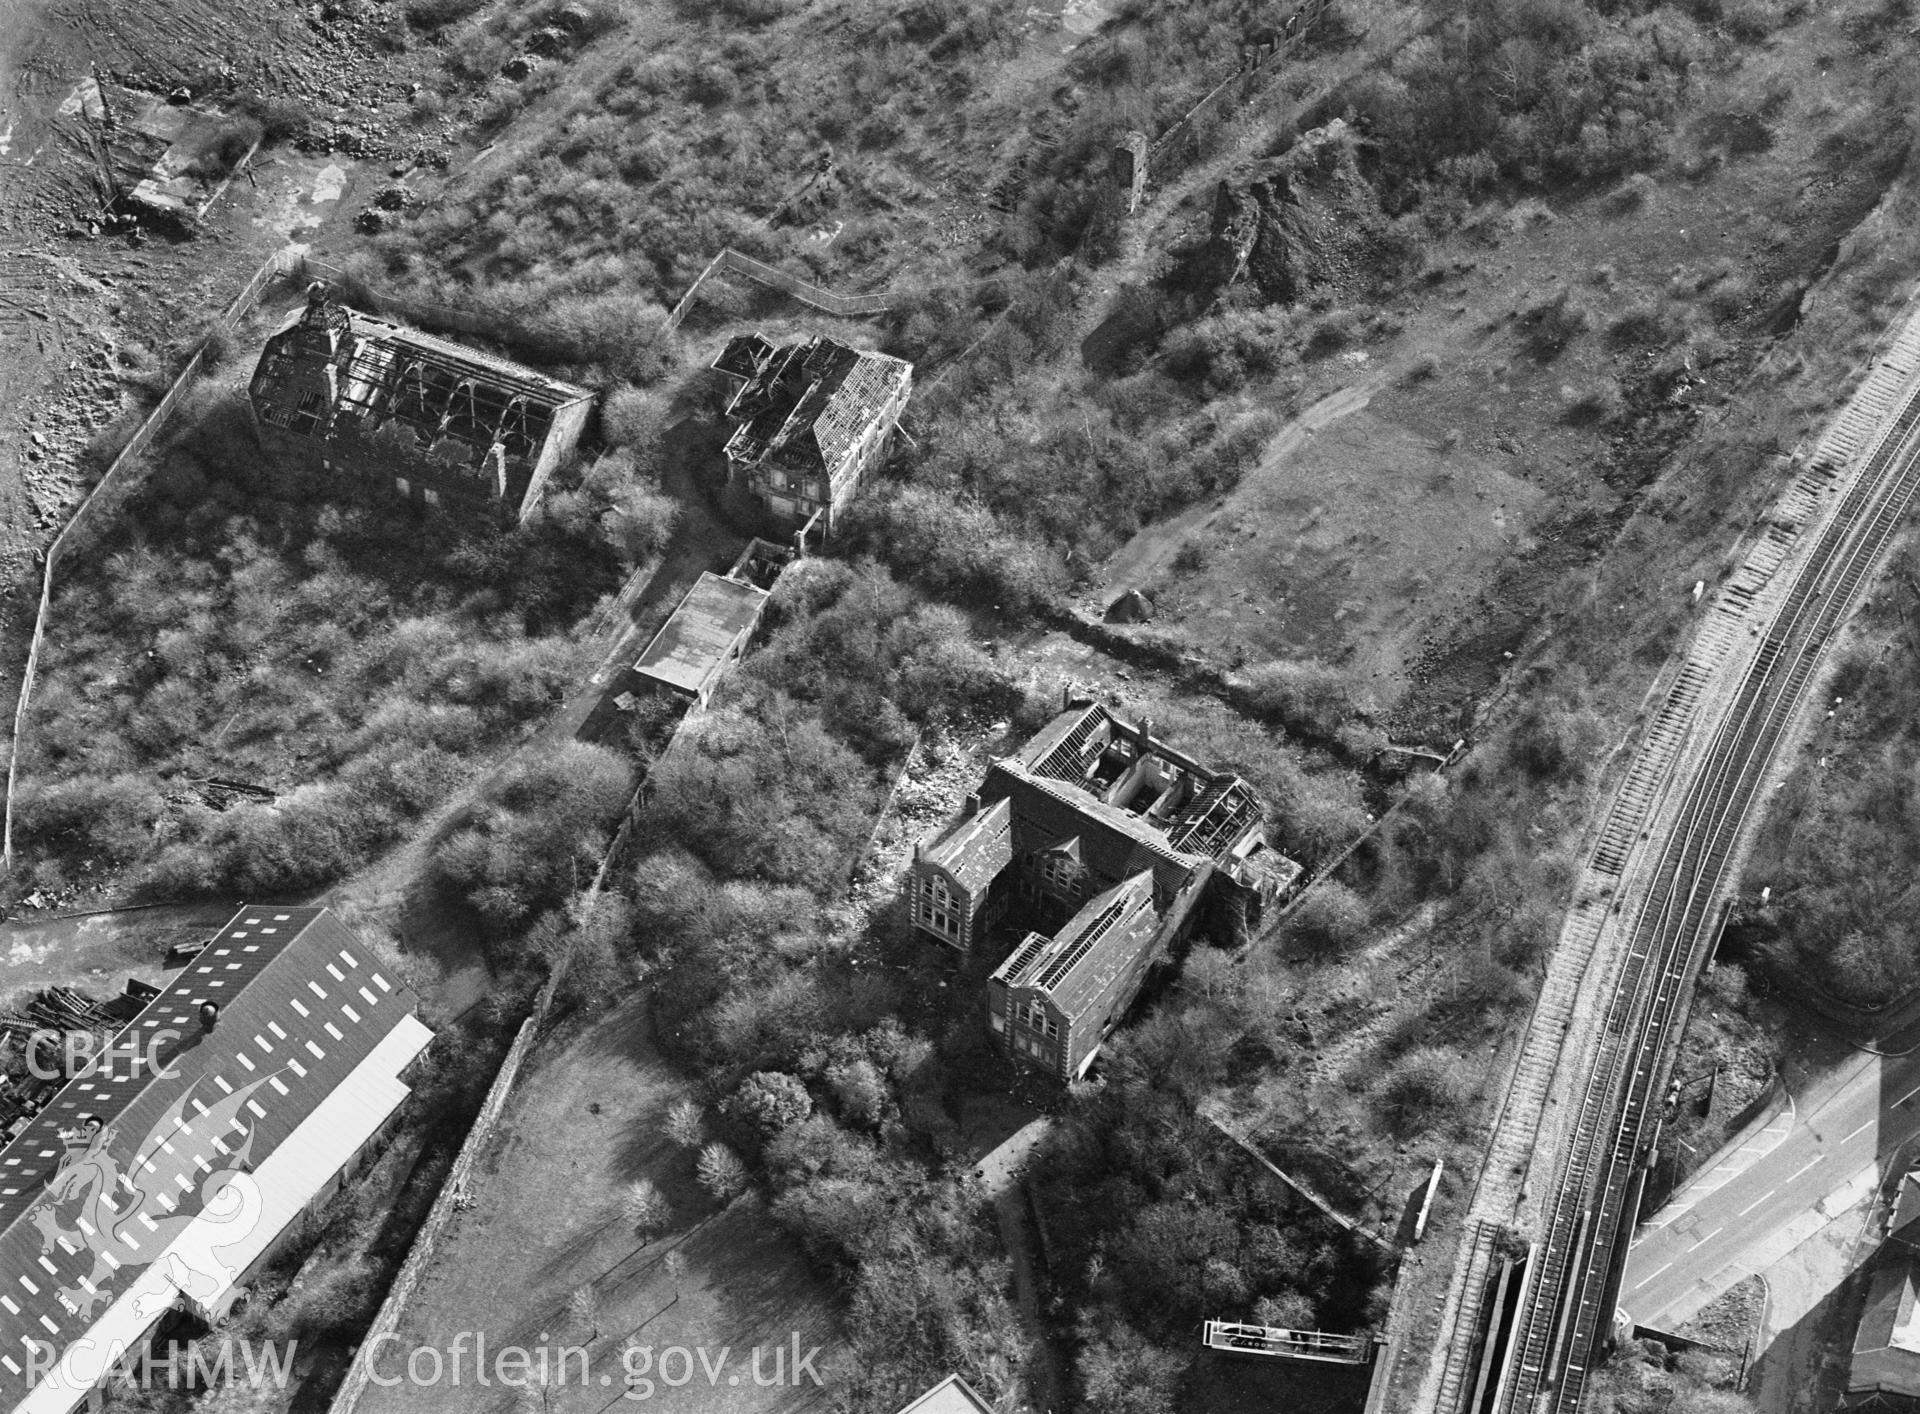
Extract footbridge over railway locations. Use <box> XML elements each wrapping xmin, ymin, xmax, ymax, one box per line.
<box><xmin>1384</xmin><ymin>296</ymin><xmax>1920</xmax><ymax>1414</ymax></box>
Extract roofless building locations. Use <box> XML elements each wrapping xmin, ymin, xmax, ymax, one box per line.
<box><xmin>911</xmin><ymin>694</ymin><xmax>1302</xmax><ymax>1080</ymax></box>
<box><xmin>710</xmin><ymin>332</ymin><xmax>911</xmax><ymax>542</ymax></box>
<box><xmin>249</xmin><ymin>284</ymin><xmax>592</xmax><ymax>524</ymax></box>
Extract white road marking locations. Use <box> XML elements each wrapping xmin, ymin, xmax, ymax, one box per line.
<box><xmin>1898</xmin><ymin>1079</ymin><xmax>1920</xmax><ymax>1107</ymax></box>
<box><xmin>1786</xmin><ymin>1155</ymin><xmax>1823</xmax><ymax>1185</ymax></box>
<box><xmin>1632</xmin><ymin>1260</ymin><xmax>1674</xmax><ymax>1291</ymax></box>
<box><xmin>1846</xmin><ymin>1118</ymin><xmax>1875</xmax><ymax>1143</ymax></box>
<box><xmin>1739</xmin><ymin>1190</ymin><xmax>1774</xmax><ymax>1217</ymax></box>
<box><xmin>1688</xmin><ymin>1226</ymin><xmax>1723</xmax><ymax>1252</ymax></box>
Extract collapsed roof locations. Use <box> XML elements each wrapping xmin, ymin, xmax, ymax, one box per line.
<box><xmin>249</xmin><ymin>286</ymin><xmax>591</xmax><ymax>508</ymax></box>
<box><xmin>712</xmin><ymin>333</ymin><xmax>911</xmax><ymax>478</ymax></box>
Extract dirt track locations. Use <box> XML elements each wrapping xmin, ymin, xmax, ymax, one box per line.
<box><xmin>0</xmin><ymin>0</ymin><xmax>414</xmax><ymax>946</ymax></box>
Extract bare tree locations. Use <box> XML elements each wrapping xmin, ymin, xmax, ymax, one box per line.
<box><xmin>622</xmin><ymin>1177</ymin><xmax>670</xmax><ymax>1239</ymax></box>
<box><xmin>696</xmin><ymin>1142</ymin><xmax>748</xmax><ymax>1201</ymax></box>
<box><xmin>664</xmin><ymin>1249</ymin><xmax>690</xmax><ymax>1288</ymax></box>
<box><xmin>665</xmin><ymin>1098</ymin><xmax>705</xmax><ymax>1150</ymax></box>
<box><xmin>567</xmin><ymin>1282</ymin><xmax>602</xmax><ymax>1343</ymax></box>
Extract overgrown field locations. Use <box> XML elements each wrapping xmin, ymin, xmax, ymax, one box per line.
<box><xmin>1741</xmin><ymin>541</ymin><xmax>1920</xmax><ymax>1009</ymax></box>
<box><xmin>11</xmin><ymin>351</ymin><xmax>638</xmax><ymax>902</ymax></box>
<box><xmin>32</xmin><ymin>0</ymin><xmax>1920</xmax><ymax>1408</ymax></box>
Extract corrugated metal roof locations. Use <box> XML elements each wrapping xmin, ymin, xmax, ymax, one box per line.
<box><xmin>631</xmin><ymin>572</ymin><xmax>770</xmax><ymax>699</ymax></box>
<box><xmin>16</xmin><ymin>1014</ymin><xmax>432</xmax><ymax>1414</ymax></box>
<box><xmin>0</xmin><ymin>907</ymin><xmax>425</xmax><ymax>1407</ymax></box>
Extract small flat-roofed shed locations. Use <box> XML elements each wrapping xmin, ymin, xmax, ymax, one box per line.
<box><xmin>628</xmin><ymin>571</ymin><xmax>771</xmax><ymax>709</ymax></box>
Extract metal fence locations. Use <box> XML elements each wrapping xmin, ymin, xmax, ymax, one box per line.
<box><xmin>0</xmin><ymin>243</ymin><xmax>300</xmax><ymax>871</ymax></box>
<box><xmin>662</xmin><ymin>246</ymin><xmax>894</xmax><ymax>335</ymax></box>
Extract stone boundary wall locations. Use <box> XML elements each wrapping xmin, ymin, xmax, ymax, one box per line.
<box><xmin>324</xmin><ymin>769</ymin><xmax>655</xmax><ymax>1414</ymax></box>
<box><xmin>321</xmin><ymin>1010</ymin><xmax>541</xmax><ymax>1414</ymax></box>
<box><xmin>1</xmin><ymin>243</ymin><xmax>300</xmax><ymax>870</ymax></box>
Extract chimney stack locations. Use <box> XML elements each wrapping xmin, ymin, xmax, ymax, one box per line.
<box><xmin>964</xmin><ymin>792</ymin><xmax>981</xmax><ymax>817</ymax></box>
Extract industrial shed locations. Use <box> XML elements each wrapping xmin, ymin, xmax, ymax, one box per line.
<box><xmin>627</xmin><ymin>570</ymin><xmax>772</xmax><ymax>710</ymax></box>
<box><xmin>0</xmin><ymin>906</ymin><xmax>432</xmax><ymax>1414</ymax></box>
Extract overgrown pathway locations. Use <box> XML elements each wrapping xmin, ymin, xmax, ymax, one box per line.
<box><xmin>322</xmin><ymin>434</ymin><xmax>744</xmax><ymax>1016</ymax></box>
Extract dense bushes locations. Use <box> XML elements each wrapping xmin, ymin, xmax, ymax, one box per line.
<box><xmin>14</xmin><ymin>390</ymin><xmax>625</xmax><ymax>900</ymax></box>
<box><xmin>1343</xmin><ymin>1</ymin><xmax>1705</xmax><ymax>210</ymax></box>
<box><xmin>433</xmin><ymin>740</ymin><xmax>635</xmax><ymax>940</ymax></box>
<box><xmin>609</xmin><ymin>560</ymin><xmax>1034</xmax><ymax>1403</ymax></box>
<box><xmin>1747</xmin><ymin>602</ymin><xmax>1920</xmax><ymax>1005</ymax></box>
<box><xmin>1033</xmin><ymin>1027</ymin><xmax>1387</xmax><ymax>1407</ymax></box>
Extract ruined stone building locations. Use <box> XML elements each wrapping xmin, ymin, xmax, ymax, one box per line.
<box><xmin>709</xmin><ymin>332</ymin><xmax>912</xmax><ymax>540</ymax></box>
<box><xmin>249</xmin><ymin>285</ymin><xmax>592</xmax><ymax>523</ymax></box>
<box><xmin>909</xmin><ymin>697</ymin><xmax>1301</xmax><ymax>1080</ymax></box>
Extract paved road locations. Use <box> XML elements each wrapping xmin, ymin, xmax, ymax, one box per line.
<box><xmin>1621</xmin><ymin>1046</ymin><xmax>1920</xmax><ymax>1327</ymax></box>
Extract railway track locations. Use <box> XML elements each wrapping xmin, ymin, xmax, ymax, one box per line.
<box><xmin>1491</xmin><ymin>371</ymin><xmax>1920</xmax><ymax>1411</ymax></box>
<box><xmin>1410</xmin><ymin>307</ymin><xmax>1920</xmax><ymax>1414</ymax></box>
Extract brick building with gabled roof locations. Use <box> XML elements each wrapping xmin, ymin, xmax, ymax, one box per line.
<box><xmin>988</xmin><ymin>871</ymin><xmax>1173</xmax><ymax>1079</ymax></box>
<box><xmin>249</xmin><ymin>284</ymin><xmax>593</xmax><ymax>524</ymax></box>
<box><xmin>709</xmin><ymin>332</ymin><xmax>911</xmax><ymax>541</ymax></box>
<box><xmin>0</xmin><ymin>906</ymin><xmax>432</xmax><ymax>1414</ymax></box>
<box><xmin>911</xmin><ymin>696</ymin><xmax>1302</xmax><ymax>1078</ymax></box>
<box><xmin>911</xmin><ymin>796</ymin><xmax>1012</xmax><ymax>950</ymax></box>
